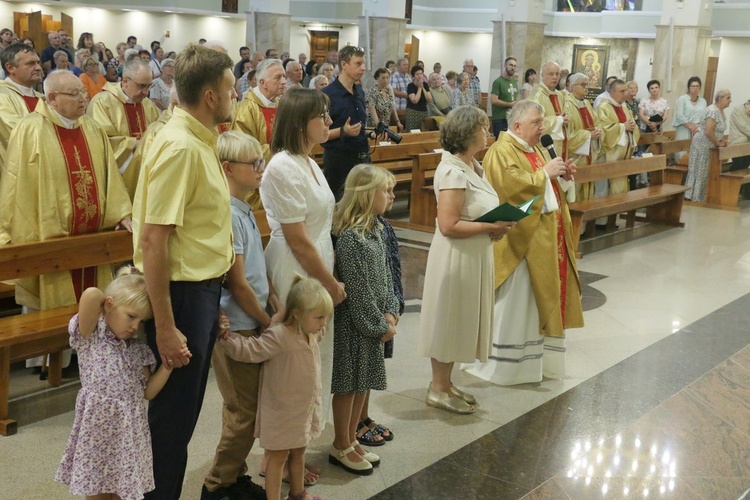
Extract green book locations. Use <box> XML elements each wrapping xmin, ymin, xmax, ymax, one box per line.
<box><xmin>473</xmin><ymin>195</ymin><xmax>540</xmax><ymax>223</ymax></box>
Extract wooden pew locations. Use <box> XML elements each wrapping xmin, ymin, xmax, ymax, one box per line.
<box><xmin>0</xmin><ymin>231</ymin><xmax>133</xmax><ymax>436</ymax></box>
<box><xmin>649</xmin><ymin>139</ymin><xmax>692</xmax><ymax>185</ymax></box>
<box><xmin>704</xmin><ymin>142</ymin><xmax>750</xmax><ymax>211</ymax></box>
<box><xmin>408</xmin><ymin>146</ymin><xmax>492</xmax><ymax>229</ymax></box>
<box><xmin>568</xmin><ymin>155</ymin><xmax>689</xmax><ymax>256</ymax></box>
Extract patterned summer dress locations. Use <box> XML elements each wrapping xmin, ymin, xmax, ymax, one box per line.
<box><xmin>685</xmin><ymin>105</ymin><xmax>726</xmax><ymax>203</ymax></box>
<box><xmin>55</xmin><ymin>314</ymin><xmax>156</xmax><ymax>500</ymax></box>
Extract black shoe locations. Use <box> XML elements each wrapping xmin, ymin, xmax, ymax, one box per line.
<box><xmin>234</xmin><ymin>475</ymin><xmax>267</xmax><ymax>500</ymax></box>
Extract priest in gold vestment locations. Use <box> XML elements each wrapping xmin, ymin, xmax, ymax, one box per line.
<box><xmin>0</xmin><ymin>44</ymin><xmax>44</xmax><ymax>162</ymax></box>
<box><xmin>88</xmin><ymin>58</ymin><xmax>159</xmax><ymax>195</ymax></box>
<box><xmin>532</xmin><ymin>61</ymin><xmax>568</xmax><ymax>159</ymax></box>
<box><xmin>0</xmin><ymin>71</ymin><xmax>132</xmax><ymax>310</ymax></box>
<box><xmin>597</xmin><ymin>78</ymin><xmax>639</xmax><ymax>196</ymax></box>
<box><xmin>564</xmin><ymin>72</ymin><xmax>603</xmax><ymax>202</ymax></box>
<box><xmin>464</xmin><ymin>100</ymin><xmax>583</xmax><ymax>386</ymax></box>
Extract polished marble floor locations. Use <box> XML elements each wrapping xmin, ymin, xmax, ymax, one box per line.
<box><xmin>2</xmin><ymin>205</ymin><xmax>750</xmax><ymax>499</ymax></box>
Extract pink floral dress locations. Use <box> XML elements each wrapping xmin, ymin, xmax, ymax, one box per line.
<box><xmin>55</xmin><ymin>314</ymin><xmax>156</xmax><ymax>500</ymax></box>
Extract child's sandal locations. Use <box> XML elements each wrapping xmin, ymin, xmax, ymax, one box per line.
<box><xmin>356</xmin><ymin>421</ymin><xmax>385</xmax><ymax>446</ymax></box>
<box><xmin>363</xmin><ymin>417</ymin><xmax>394</xmax><ymax>441</ymax></box>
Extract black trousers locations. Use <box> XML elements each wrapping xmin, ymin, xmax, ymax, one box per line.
<box><xmin>323</xmin><ymin>148</ymin><xmax>371</xmax><ymax>201</ymax></box>
<box><xmin>144</xmin><ymin>279</ymin><xmax>222</xmax><ymax>500</ymax></box>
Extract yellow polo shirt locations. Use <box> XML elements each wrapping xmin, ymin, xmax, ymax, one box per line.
<box><xmin>133</xmin><ymin>106</ymin><xmax>233</xmax><ymax>281</ymax></box>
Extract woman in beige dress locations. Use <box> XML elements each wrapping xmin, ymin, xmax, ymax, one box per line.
<box><xmin>417</xmin><ymin>106</ymin><xmax>514</xmax><ymax>414</ymax></box>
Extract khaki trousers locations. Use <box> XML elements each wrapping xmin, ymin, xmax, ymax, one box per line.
<box><xmin>204</xmin><ymin>329</ymin><xmax>262</xmax><ymax>490</ymax></box>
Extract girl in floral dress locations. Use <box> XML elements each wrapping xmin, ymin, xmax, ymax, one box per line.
<box><xmin>55</xmin><ymin>268</ymin><xmax>189</xmax><ymax>500</ymax></box>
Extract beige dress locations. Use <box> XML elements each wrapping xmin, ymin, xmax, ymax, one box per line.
<box><xmin>217</xmin><ymin>324</ymin><xmax>323</xmax><ymax>450</ymax></box>
<box><xmin>417</xmin><ymin>151</ymin><xmax>499</xmax><ymax>363</ymax></box>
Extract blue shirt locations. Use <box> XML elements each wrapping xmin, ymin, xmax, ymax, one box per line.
<box><xmin>322</xmin><ymin>77</ymin><xmax>369</xmax><ymax>153</ymax></box>
<box><xmin>220</xmin><ymin>196</ymin><xmax>270</xmax><ymax>331</ymax></box>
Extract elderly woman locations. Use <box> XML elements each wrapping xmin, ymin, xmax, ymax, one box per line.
<box><xmin>427</xmin><ymin>72</ymin><xmax>453</xmax><ymax>118</ymax></box>
<box><xmin>366</xmin><ymin>67</ymin><xmax>401</xmax><ymax>129</ymax></box>
<box><xmin>106</xmin><ymin>42</ymin><xmax>127</xmax><ymax>82</ymax></box>
<box><xmin>445</xmin><ymin>70</ymin><xmax>458</xmax><ymax>91</ymax></box>
<box><xmin>685</xmin><ymin>89</ymin><xmax>732</xmax><ymax>202</ymax></box>
<box><xmin>638</xmin><ymin>79</ymin><xmax>670</xmax><ymax>133</ymax></box>
<box><xmin>417</xmin><ymin>106</ymin><xmax>513</xmax><ymax>414</ymax></box>
<box><xmin>673</xmin><ymin>76</ymin><xmax>708</xmax><ymax>160</ymax></box>
<box><xmin>149</xmin><ymin>58</ymin><xmax>174</xmax><ymax>111</ymax></box>
<box><xmin>319</xmin><ymin>62</ymin><xmax>335</xmax><ymax>82</ymax></box>
<box><xmin>451</xmin><ymin>72</ymin><xmax>474</xmax><ymax>109</ymax></box>
<box><xmin>624</xmin><ymin>81</ymin><xmax>640</xmax><ymax>129</ymax></box>
<box><xmin>309</xmin><ymin>75</ymin><xmax>329</xmax><ymax>91</ymax></box>
<box><xmin>80</xmin><ymin>56</ymin><xmax>105</xmax><ymax>99</ymax></box>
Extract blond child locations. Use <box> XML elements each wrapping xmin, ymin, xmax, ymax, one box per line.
<box><xmin>329</xmin><ymin>165</ymin><xmax>400</xmax><ymax>475</ymax></box>
<box><xmin>217</xmin><ymin>276</ymin><xmax>332</xmax><ymax>500</ymax></box>
<box><xmin>55</xmin><ymin>267</ymin><xmax>189</xmax><ymax>500</ymax></box>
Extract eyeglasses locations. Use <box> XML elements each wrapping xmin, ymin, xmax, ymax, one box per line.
<box><xmin>318</xmin><ymin>111</ymin><xmax>331</xmax><ymax>121</ymax></box>
<box><xmin>126</xmin><ymin>78</ymin><xmax>154</xmax><ymax>91</ymax></box>
<box><xmin>55</xmin><ymin>89</ymin><xmax>88</xmax><ymax>99</ymax></box>
<box><xmin>229</xmin><ymin>158</ymin><xmax>266</xmax><ymax>172</ymax></box>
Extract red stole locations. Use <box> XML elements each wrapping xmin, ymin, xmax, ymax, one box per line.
<box><xmin>577</xmin><ymin>104</ymin><xmax>596</xmax><ymax>163</ymax></box>
<box><xmin>549</xmin><ymin>92</ymin><xmax>568</xmax><ymax>161</ymax></box>
<box><xmin>612</xmin><ymin>104</ymin><xmax>635</xmax><ymax>156</ymax></box>
<box><xmin>54</xmin><ymin>124</ymin><xmax>102</xmax><ymax>300</ymax></box>
<box><xmin>259</xmin><ymin>107</ymin><xmax>277</xmax><ymax>144</ymax></box>
<box><xmin>21</xmin><ymin>95</ymin><xmax>39</xmax><ymax>113</ymax></box>
<box><xmin>613</xmin><ymin>105</ymin><xmax>627</xmax><ymax>123</ymax></box>
<box><xmin>522</xmin><ymin>149</ymin><xmax>568</xmax><ymax>324</ymax></box>
<box><xmin>122</xmin><ymin>102</ymin><xmax>148</xmax><ymax>139</ymax></box>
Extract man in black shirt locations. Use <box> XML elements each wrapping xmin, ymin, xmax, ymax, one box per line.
<box><xmin>321</xmin><ymin>45</ymin><xmax>369</xmax><ymax>199</ymax></box>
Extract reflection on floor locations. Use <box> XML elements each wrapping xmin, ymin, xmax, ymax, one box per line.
<box><xmin>2</xmin><ymin>205</ymin><xmax>750</xmax><ymax>500</ymax></box>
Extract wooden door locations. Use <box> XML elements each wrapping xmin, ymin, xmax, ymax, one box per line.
<box><xmin>408</xmin><ymin>35</ymin><xmax>419</xmax><ymax>68</ymax></box>
<box><xmin>703</xmin><ymin>56</ymin><xmax>718</xmax><ymax>103</ymax></box>
<box><xmin>310</xmin><ymin>31</ymin><xmax>339</xmax><ymax>64</ymax></box>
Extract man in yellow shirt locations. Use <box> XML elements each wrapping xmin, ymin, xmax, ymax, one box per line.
<box><xmin>132</xmin><ymin>44</ymin><xmax>237</xmax><ymax>500</ymax></box>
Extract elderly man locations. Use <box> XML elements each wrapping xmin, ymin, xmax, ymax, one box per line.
<box><xmin>427</xmin><ymin>72</ymin><xmax>452</xmax><ymax>119</ymax></box>
<box><xmin>0</xmin><ymin>43</ymin><xmax>44</xmax><ymax>159</ymax></box>
<box><xmin>40</xmin><ymin>31</ymin><xmax>72</xmax><ymax>73</ymax></box>
<box><xmin>490</xmin><ymin>56</ymin><xmax>519</xmax><ymax>138</ymax></box>
<box><xmin>729</xmin><ymin>99</ymin><xmax>750</xmax><ymax>171</ymax></box>
<box><xmin>88</xmin><ymin>58</ymin><xmax>160</xmax><ymax>193</ymax></box>
<box><xmin>598</xmin><ymin>78</ymin><xmax>639</xmax><ymax>196</ymax></box>
<box><xmin>284</xmin><ymin>60</ymin><xmax>304</xmax><ymax>91</ymax></box>
<box><xmin>232</xmin><ymin>58</ymin><xmax>285</xmax><ymax>162</ymax></box>
<box><xmin>564</xmin><ymin>72</ymin><xmax>603</xmax><ymax>201</ymax></box>
<box><xmin>389</xmin><ymin>58</ymin><xmax>411</xmax><ymax>111</ymax></box>
<box><xmin>132</xmin><ymin>44</ymin><xmax>238</xmax><ymax>500</ymax></box>
<box><xmin>533</xmin><ymin>61</ymin><xmax>569</xmax><ymax>158</ymax></box>
<box><xmin>464</xmin><ymin>99</ymin><xmax>583</xmax><ymax>386</ymax></box>
<box><xmin>463</xmin><ymin>58</ymin><xmax>481</xmax><ymax>105</ymax></box>
<box><xmin>298</xmin><ymin>52</ymin><xmax>308</xmax><ymax>66</ymax></box>
<box><xmin>0</xmin><ymin>70</ymin><xmax>131</xmax><ymax>309</ymax></box>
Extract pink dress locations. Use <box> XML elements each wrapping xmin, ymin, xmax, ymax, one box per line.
<box><xmin>55</xmin><ymin>314</ymin><xmax>156</xmax><ymax>500</ymax></box>
<box><xmin>218</xmin><ymin>324</ymin><xmax>323</xmax><ymax>450</ymax></box>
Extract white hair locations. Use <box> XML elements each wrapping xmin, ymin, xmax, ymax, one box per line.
<box><xmin>43</xmin><ymin>69</ymin><xmax>74</xmax><ymax>95</ymax></box>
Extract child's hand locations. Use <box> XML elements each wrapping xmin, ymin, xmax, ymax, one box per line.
<box><xmin>179</xmin><ymin>343</ymin><xmax>192</xmax><ymax>359</ymax></box>
<box><xmin>380</xmin><ymin>325</ymin><xmax>397</xmax><ymax>343</ymax></box>
<box><xmin>218</xmin><ymin>309</ymin><xmax>231</xmax><ymax>340</ymax></box>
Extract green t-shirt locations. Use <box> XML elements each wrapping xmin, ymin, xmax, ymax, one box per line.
<box><xmin>491</xmin><ymin>76</ymin><xmax>519</xmax><ymax>120</ymax></box>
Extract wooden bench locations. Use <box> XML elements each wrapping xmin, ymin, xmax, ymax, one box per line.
<box><xmin>649</xmin><ymin>139</ymin><xmax>692</xmax><ymax>185</ymax></box>
<box><xmin>408</xmin><ymin>146</ymin><xmax>492</xmax><ymax>229</ymax></box>
<box><xmin>568</xmin><ymin>155</ymin><xmax>689</xmax><ymax>256</ymax></box>
<box><xmin>0</xmin><ymin>231</ymin><xmax>134</xmax><ymax>436</ymax></box>
<box><xmin>704</xmin><ymin>142</ymin><xmax>750</xmax><ymax>211</ymax></box>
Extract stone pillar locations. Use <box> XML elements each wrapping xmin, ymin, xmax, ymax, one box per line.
<box><xmin>245</xmin><ymin>0</ymin><xmax>291</xmax><ymax>55</ymax></box>
<box><xmin>652</xmin><ymin>0</ymin><xmax>713</xmax><ymax>129</ymax></box>
<box><xmin>358</xmin><ymin>16</ymin><xmax>407</xmax><ymax>90</ymax></box>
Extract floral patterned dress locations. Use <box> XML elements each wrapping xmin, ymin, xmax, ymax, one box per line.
<box><xmin>55</xmin><ymin>314</ymin><xmax>156</xmax><ymax>500</ymax></box>
<box><xmin>685</xmin><ymin>105</ymin><xmax>726</xmax><ymax>203</ymax></box>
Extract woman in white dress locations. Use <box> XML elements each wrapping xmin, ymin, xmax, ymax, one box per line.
<box><xmin>417</xmin><ymin>106</ymin><xmax>514</xmax><ymax>414</ymax></box>
<box><xmin>260</xmin><ymin>87</ymin><xmax>346</xmax><ymax>482</ymax></box>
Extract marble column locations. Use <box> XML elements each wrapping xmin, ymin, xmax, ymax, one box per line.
<box><xmin>244</xmin><ymin>11</ymin><xmax>291</xmax><ymax>55</ymax></box>
<box><xmin>358</xmin><ymin>16</ymin><xmax>407</xmax><ymax>90</ymax></box>
<box><xmin>488</xmin><ymin>20</ymin><xmax>545</xmax><ymax>110</ymax></box>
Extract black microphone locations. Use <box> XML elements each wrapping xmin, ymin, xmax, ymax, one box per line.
<box><xmin>540</xmin><ymin>134</ymin><xmax>557</xmax><ymax>159</ymax></box>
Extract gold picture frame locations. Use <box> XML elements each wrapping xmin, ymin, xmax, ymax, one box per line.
<box><xmin>572</xmin><ymin>44</ymin><xmax>610</xmax><ymax>99</ymax></box>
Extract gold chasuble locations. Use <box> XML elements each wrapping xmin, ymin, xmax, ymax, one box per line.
<box><xmin>532</xmin><ymin>83</ymin><xmax>567</xmax><ymax>159</ymax></box>
<box><xmin>0</xmin><ymin>102</ymin><xmax>131</xmax><ymax>309</ymax></box>
<box><xmin>483</xmin><ymin>133</ymin><xmax>583</xmax><ymax>337</ymax></box>
<box><xmin>564</xmin><ymin>94</ymin><xmax>601</xmax><ymax>201</ymax></box>
<box><xmin>88</xmin><ymin>81</ymin><xmax>160</xmax><ymax>169</ymax></box>
<box><xmin>0</xmin><ymin>80</ymin><xmax>44</xmax><ymax>161</ymax></box>
<box><xmin>123</xmin><ymin>105</ymin><xmax>173</xmax><ymax>200</ymax></box>
<box><xmin>598</xmin><ymin>97</ymin><xmax>640</xmax><ymax>194</ymax></box>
